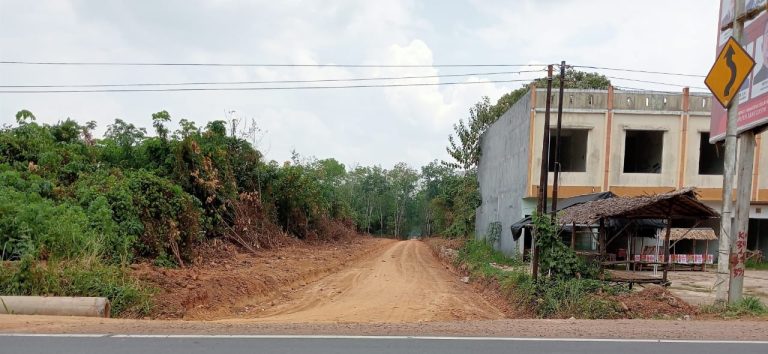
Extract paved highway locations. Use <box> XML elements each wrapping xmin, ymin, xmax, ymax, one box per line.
<box><xmin>0</xmin><ymin>334</ymin><xmax>766</xmax><ymax>354</ymax></box>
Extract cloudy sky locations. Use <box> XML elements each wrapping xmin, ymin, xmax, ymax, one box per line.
<box><xmin>0</xmin><ymin>0</ymin><xmax>719</xmax><ymax>168</ymax></box>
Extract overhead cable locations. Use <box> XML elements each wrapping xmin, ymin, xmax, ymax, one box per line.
<box><xmin>0</xmin><ymin>60</ymin><xmax>547</xmax><ymax>68</ymax></box>
<box><xmin>573</xmin><ymin>65</ymin><xmax>705</xmax><ymax>78</ymax></box>
<box><xmin>607</xmin><ymin>76</ymin><xmax>708</xmax><ymax>90</ymax></box>
<box><xmin>0</xmin><ymin>78</ymin><xmax>541</xmax><ymax>94</ymax></box>
<box><xmin>0</xmin><ymin>69</ymin><xmax>545</xmax><ymax>88</ymax></box>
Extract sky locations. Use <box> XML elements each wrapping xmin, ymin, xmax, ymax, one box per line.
<box><xmin>0</xmin><ymin>0</ymin><xmax>720</xmax><ymax>169</ymax></box>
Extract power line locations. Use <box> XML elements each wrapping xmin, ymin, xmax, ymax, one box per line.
<box><xmin>0</xmin><ymin>60</ymin><xmax>546</xmax><ymax>68</ymax></box>
<box><xmin>0</xmin><ymin>69</ymin><xmax>545</xmax><ymax>88</ymax></box>
<box><xmin>614</xmin><ymin>85</ymin><xmax>709</xmax><ymax>94</ymax></box>
<box><xmin>0</xmin><ymin>60</ymin><xmax>707</xmax><ymax>78</ymax></box>
<box><xmin>0</xmin><ymin>78</ymin><xmax>541</xmax><ymax>94</ymax></box>
<box><xmin>573</xmin><ymin>65</ymin><xmax>705</xmax><ymax>78</ymax></box>
<box><xmin>607</xmin><ymin>76</ymin><xmax>707</xmax><ymax>90</ymax></box>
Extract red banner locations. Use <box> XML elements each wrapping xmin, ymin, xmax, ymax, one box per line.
<box><xmin>711</xmin><ymin>0</ymin><xmax>768</xmax><ymax>142</ymax></box>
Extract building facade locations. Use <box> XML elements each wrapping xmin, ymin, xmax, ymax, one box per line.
<box><xmin>476</xmin><ymin>87</ymin><xmax>768</xmax><ymax>258</ymax></box>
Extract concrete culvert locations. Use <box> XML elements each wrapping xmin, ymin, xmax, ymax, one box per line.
<box><xmin>0</xmin><ymin>296</ymin><xmax>110</xmax><ymax>318</ymax></box>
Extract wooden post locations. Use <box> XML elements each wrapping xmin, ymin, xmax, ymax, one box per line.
<box><xmin>599</xmin><ymin>219</ymin><xmax>606</xmax><ymax>257</ymax></box>
<box><xmin>570</xmin><ymin>222</ymin><xmax>576</xmax><ymax>250</ymax></box>
<box><xmin>533</xmin><ymin>65</ymin><xmax>555</xmax><ymax>280</ymax></box>
<box><xmin>693</xmin><ymin>239</ymin><xmax>698</xmax><ymax>271</ymax></box>
<box><xmin>599</xmin><ymin>219</ymin><xmax>607</xmax><ymax>279</ymax></box>
<box><xmin>627</xmin><ymin>231</ymin><xmax>632</xmax><ymax>271</ymax></box>
<box><xmin>663</xmin><ymin>218</ymin><xmax>672</xmax><ymax>285</ymax></box>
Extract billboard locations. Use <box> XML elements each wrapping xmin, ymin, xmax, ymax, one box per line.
<box><xmin>710</xmin><ymin>0</ymin><xmax>768</xmax><ymax>142</ymax></box>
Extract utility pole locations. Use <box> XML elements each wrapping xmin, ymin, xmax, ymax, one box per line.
<box><xmin>533</xmin><ymin>64</ymin><xmax>554</xmax><ymax>280</ymax></box>
<box><xmin>551</xmin><ymin>61</ymin><xmax>566</xmax><ymax>213</ymax></box>
<box><xmin>715</xmin><ymin>0</ymin><xmax>743</xmax><ymax>305</ymax></box>
<box><xmin>730</xmin><ymin>130</ymin><xmax>756</xmax><ymax>303</ymax></box>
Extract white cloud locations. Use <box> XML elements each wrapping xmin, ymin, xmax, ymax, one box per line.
<box><xmin>0</xmin><ymin>0</ymin><xmax>721</xmax><ymax>168</ymax></box>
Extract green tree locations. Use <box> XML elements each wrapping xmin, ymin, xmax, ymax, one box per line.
<box><xmin>15</xmin><ymin>109</ymin><xmax>36</xmax><ymax>125</ymax></box>
<box><xmin>445</xmin><ymin>96</ymin><xmax>495</xmax><ymax>171</ymax></box>
<box><xmin>388</xmin><ymin>163</ymin><xmax>419</xmax><ymax>237</ymax></box>
<box><xmin>151</xmin><ymin>110</ymin><xmax>172</xmax><ymax>140</ymax></box>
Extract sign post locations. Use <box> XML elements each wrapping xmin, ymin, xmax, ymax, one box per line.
<box><xmin>707</xmin><ymin>28</ymin><xmax>752</xmax><ymax>307</ymax></box>
<box><xmin>709</xmin><ymin>0</ymin><xmax>768</xmax><ymax>305</ymax></box>
<box><xmin>705</xmin><ymin>37</ymin><xmax>755</xmax><ymax>108</ymax></box>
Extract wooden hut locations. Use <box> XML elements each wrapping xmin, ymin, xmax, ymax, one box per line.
<box><xmin>557</xmin><ymin>188</ymin><xmax>720</xmax><ymax>285</ymax></box>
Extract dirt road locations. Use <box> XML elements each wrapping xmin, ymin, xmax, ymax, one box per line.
<box><xmin>3</xmin><ymin>239</ymin><xmax>768</xmax><ymax>340</ymax></box>
<box><xmin>243</xmin><ymin>240</ymin><xmax>504</xmax><ymax>323</ymax></box>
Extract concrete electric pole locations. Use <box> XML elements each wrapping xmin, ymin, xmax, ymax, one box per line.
<box><xmin>715</xmin><ymin>0</ymin><xmax>743</xmax><ymax>305</ymax></box>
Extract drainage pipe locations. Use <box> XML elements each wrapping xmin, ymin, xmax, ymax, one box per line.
<box><xmin>0</xmin><ymin>296</ymin><xmax>110</xmax><ymax>318</ymax></box>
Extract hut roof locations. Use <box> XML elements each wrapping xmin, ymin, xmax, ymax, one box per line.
<box><xmin>510</xmin><ymin>191</ymin><xmax>616</xmax><ymax>240</ymax></box>
<box><xmin>669</xmin><ymin>228</ymin><xmax>718</xmax><ymax>241</ymax></box>
<box><xmin>558</xmin><ymin>188</ymin><xmax>719</xmax><ymax>225</ymax></box>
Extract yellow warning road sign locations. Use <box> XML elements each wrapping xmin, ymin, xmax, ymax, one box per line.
<box><xmin>705</xmin><ymin>36</ymin><xmax>755</xmax><ymax>108</ymax></box>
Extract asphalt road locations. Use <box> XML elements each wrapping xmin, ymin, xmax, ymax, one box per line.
<box><xmin>0</xmin><ymin>334</ymin><xmax>766</xmax><ymax>354</ymax></box>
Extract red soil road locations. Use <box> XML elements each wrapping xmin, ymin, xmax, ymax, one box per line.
<box><xmin>240</xmin><ymin>239</ymin><xmax>504</xmax><ymax>323</ymax></box>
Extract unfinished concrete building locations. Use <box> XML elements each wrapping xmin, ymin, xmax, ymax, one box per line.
<box><xmin>476</xmin><ymin>87</ymin><xmax>768</xmax><ymax>260</ymax></box>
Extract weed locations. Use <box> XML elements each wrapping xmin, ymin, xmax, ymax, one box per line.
<box><xmin>455</xmin><ymin>238</ymin><xmax>627</xmax><ymax>319</ymax></box>
<box><xmin>745</xmin><ymin>259</ymin><xmax>768</xmax><ymax>270</ymax></box>
<box><xmin>0</xmin><ymin>259</ymin><xmax>153</xmax><ymax>316</ymax></box>
<box><xmin>700</xmin><ymin>296</ymin><xmax>768</xmax><ymax>318</ymax></box>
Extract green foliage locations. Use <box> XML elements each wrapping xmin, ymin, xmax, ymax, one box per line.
<box><xmin>746</xmin><ymin>259</ymin><xmax>768</xmax><ymax>270</ymax></box>
<box><xmin>151</xmin><ymin>110</ymin><xmax>172</xmax><ymax>140</ymax></box>
<box><xmin>458</xmin><ymin>240</ymin><xmax>522</xmax><ymax>272</ymax></box>
<box><xmin>485</xmin><ymin>222</ymin><xmax>502</xmax><ymax>245</ymax></box>
<box><xmin>419</xmin><ymin>161</ymin><xmax>479</xmax><ymax>238</ymax></box>
<box><xmin>445</xmin><ymin>97</ymin><xmax>496</xmax><ymax>170</ymax></box>
<box><xmin>532</xmin><ymin>212</ymin><xmax>584</xmax><ymax>278</ymax></box>
<box><xmin>0</xmin><ymin>257</ymin><xmax>152</xmax><ymax>316</ymax></box>
<box><xmin>702</xmin><ymin>296</ymin><xmax>768</xmax><ymax>318</ymax></box>
<box><xmin>15</xmin><ymin>109</ymin><xmax>36</xmax><ymax>124</ymax></box>
<box><xmin>729</xmin><ymin>296</ymin><xmax>768</xmax><ymax>316</ymax></box>
<box><xmin>534</xmin><ymin>278</ymin><xmax>623</xmax><ymax>319</ymax></box>
<box><xmin>455</xmin><ymin>238</ymin><xmax>627</xmax><ymax>319</ymax></box>
<box><xmin>0</xmin><ymin>169</ymin><xmax>101</xmax><ymax>261</ymax></box>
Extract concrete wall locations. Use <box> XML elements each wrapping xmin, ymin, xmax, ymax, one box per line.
<box><xmin>609</xmin><ymin>113</ymin><xmax>681</xmax><ymax>188</ymax></box>
<box><xmin>475</xmin><ymin>91</ymin><xmax>531</xmax><ymax>256</ymax></box>
<box><xmin>685</xmin><ymin>115</ymin><xmax>725</xmax><ymax>189</ymax></box>
<box><xmin>530</xmin><ymin>112</ymin><xmax>606</xmax><ymax>188</ymax></box>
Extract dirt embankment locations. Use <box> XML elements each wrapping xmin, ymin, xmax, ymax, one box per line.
<box><xmin>132</xmin><ymin>236</ymin><xmax>395</xmax><ymax>320</ymax></box>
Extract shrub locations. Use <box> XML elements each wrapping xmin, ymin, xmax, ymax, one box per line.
<box><xmin>0</xmin><ymin>257</ymin><xmax>152</xmax><ymax>316</ymax></box>
<box><xmin>456</xmin><ymin>238</ymin><xmax>628</xmax><ymax>319</ymax></box>
<box><xmin>0</xmin><ymin>171</ymin><xmax>103</xmax><ymax>261</ymax></box>
<box><xmin>73</xmin><ymin>169</ymin><xmax>203</xmax><ymax>265</ymax></box>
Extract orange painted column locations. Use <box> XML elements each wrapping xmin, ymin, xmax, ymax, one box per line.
<box><xmin>527</xmin><ymin>86</ymin><xmax>538</xmax><ymax>198</ymax></box>
<box><xmin>602</xmin><ymin>86</ymin><xmax>614</xmax><ymax>191</ymax></box>
<box><xmin>678</xmin><ymin>87</ymin><xmax>690</xmax><ymax>189</ymax></box>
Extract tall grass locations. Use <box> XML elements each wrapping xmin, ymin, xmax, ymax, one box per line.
<box><xmin>457</xmin><ymin>239</ymin><xmax>626</xmax><ymax>319</ymax></box>
<box><xmin>0</xmin><ymin>255</ymin><xmax>152</xmax><ymax>316</ymax></box>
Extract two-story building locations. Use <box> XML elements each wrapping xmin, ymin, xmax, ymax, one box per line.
<box><xmin>476</xmin><ymin>86</ymin><xmax>768</xmax><ymax>259</ymax></box>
